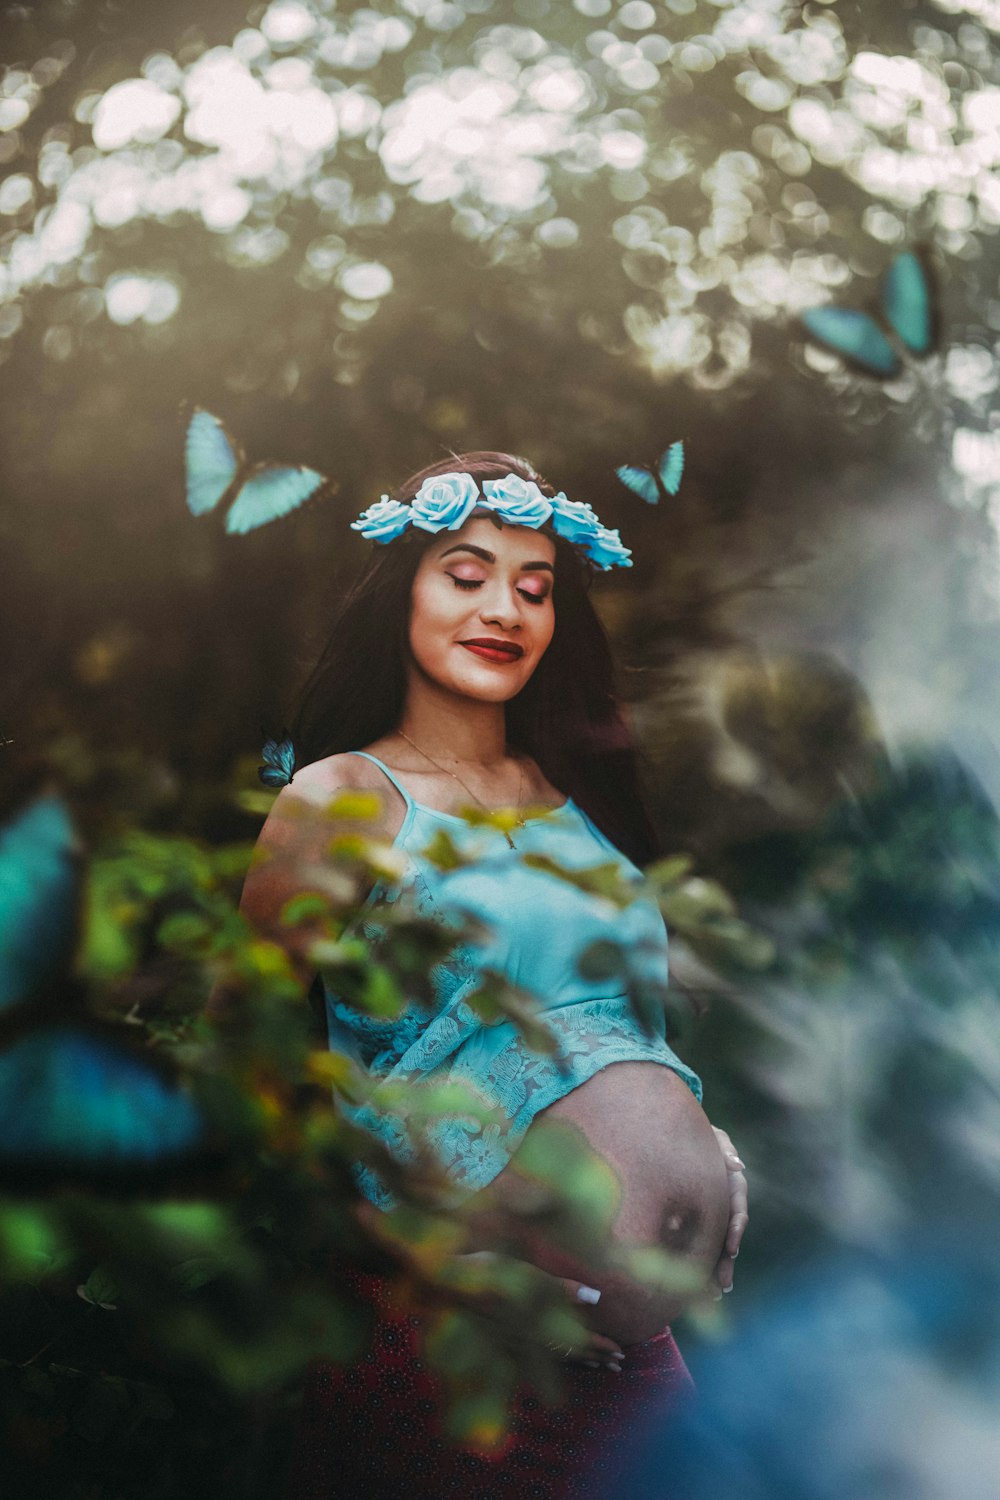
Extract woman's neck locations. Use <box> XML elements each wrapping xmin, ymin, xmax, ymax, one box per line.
<box><xmin>396</xmin><ymin>690</ymin><xmax>510</xmax><ymax>767</ymax></box>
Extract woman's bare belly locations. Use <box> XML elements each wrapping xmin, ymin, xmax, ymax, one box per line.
<box><xmin>464</xmin><ymin>1062</ymin><xmax>730</xmax><ymax>1347</ymax></box>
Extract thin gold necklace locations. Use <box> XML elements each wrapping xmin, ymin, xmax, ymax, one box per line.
<box><xmin>394</xmin><ymin>729</ymin><xmax>525</xmax><ymax>850</ymax></box>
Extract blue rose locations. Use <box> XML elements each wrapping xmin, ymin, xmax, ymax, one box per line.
<box><xmin>350</xmin><ymin>495</ymin><xmax>412</xmax><ymax>543</ymax></box>
<box><xmin>409</xmin><ymin>472</ymin><xmax>482</xmax><ymax>533</ymax></box>
<box><xmin>548</xmin><ymin>491</ymin><xmax>602</xmax><ymax>544</ymax></box>
<box><xmin>582</xmin><ymin>524</ymin><xmax>633</xmax><ymax>571</ymax></box>
<box><xmin>479</xmin><ymin>474</ymin><xmax>553</xmax><ymax>529</ymax></box>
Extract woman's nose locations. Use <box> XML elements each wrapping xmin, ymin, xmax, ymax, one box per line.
<box><xmin>479</xmin><ymin>586</ymin><xmax>523</xmax><ymax>629</ymax></box>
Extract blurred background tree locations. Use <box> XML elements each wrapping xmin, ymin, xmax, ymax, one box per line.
<box><xmin>3</xmin><ymin>0</ymin><xmax>1000</xmax><ymax>809</ymax></box>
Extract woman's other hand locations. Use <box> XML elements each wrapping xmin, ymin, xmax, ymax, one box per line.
<box><xmin>710</xmin><ymin>1125</ymin><xmax>748</xmax><ymax>1295</ymax></box>
<box><xmin>350</xmin><ymin>1203</ymin><xmax>626</xmax><ymax>1371</ymax></box>
<box><xmin>456</xmin><ymin>1251</ymin><xmax>626</xmax><ymax>1373</ymax></box>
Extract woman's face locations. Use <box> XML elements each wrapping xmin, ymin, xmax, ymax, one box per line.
<box><xmin>407</xmin><ymin>512</ymin><xmax>556</xmax><ymax>704</ymax></box>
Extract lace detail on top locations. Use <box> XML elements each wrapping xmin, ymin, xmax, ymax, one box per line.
<box><xmin>324</xmin><ymin>751</ymin><xmax>703</xmax><ymax>1209</ymax></box>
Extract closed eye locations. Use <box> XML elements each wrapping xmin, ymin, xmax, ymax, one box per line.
<box><xmin>448</xmin><ymin>576</ymin><xmax>549</xmax><ymax>605</ymax></box>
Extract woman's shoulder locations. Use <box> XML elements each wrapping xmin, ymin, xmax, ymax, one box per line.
<box><xmin>283</xmin><ymin>749</ymin><xmax>408</xmax><ymax>841</ymax></box>
<box><xmin>285</xmin><ymin>751</ymin><xmax>371</xmax><ymax>804</ymax></box>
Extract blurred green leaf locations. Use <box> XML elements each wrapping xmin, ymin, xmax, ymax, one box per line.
<box><xmin>132</xmin><ymin>1201</ymin><xmax>234</xmax><ymax>1253</ymax></box>
<box><xmin>419</xmin><ymin>828</ymin><xmax>469</xmax><ymax>871</ymax></box>
<box><xmin>0</xmin><ymin>1204</ymin><xmax>65</xmax><ymax>1281</ymax></box>
<box><xmin>577</xmin><ymin>939</ymin><xmax>625</xmax><ymax>982</ymax></box>
<box><xmin>157</xmin><ymin>912</ymin><xmax>212</xmax><ymax>953</ymax></box>
<box><xmin>521</xmin><ymin>855</ymin><xmax>636</xmax><ymax>908</ymax></box>
<box><xmin>613</xmin><ymin>1244</ymin><xmax>706</xmax><ymax>1300</ymax></box>
<box><xmin>77</xmin><ymin>1265</ymin><xmax>119</xmax><ymax>1310</ymax></box>
<box><xmin>170</xmin><ymin>1257</ymin><xmax>224</xmax><ymax>1292</ymax></box>
<box><xmin>235</xmin><ymin>789</ymin><xmax>279</xmax><ymax>816</ymax></box>
<box><xmin>464</xmin><ymin>970</ymin><xmax>560</xmax><ymax>1055</ymax></box>
<box><xmin>324</xmin><ymin>790</ymin><xmax>384</xmax><ymax>822</ymax></box>
<box><xmin>663</xmin><ymin>876</ymin><xmax>737</xmax><ymax>927</ymax></box>
<box><xmin>440</xmin><ymin>1387</ymin><xmax>513</xmax><ymax>1452</ymax></box>
<box><xmin>425</xmin><ymin>1308</ymin><xmax>493</xmax><ymax>1381</ymax></box>
<box><xmin>644</xmin><ymin>855</ymin><xmax>695</xmax><ymax>891</ymax></box>
<box><xmin>280</xmin><ymin>892</ymin><xmax>332</xmax><ymax>927</ymax></box>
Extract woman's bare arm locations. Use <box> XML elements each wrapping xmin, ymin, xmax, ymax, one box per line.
<box><xmin>206</xmin><ymin>757</ymin><xmax>405</xmax><ymax>1015</ymax></box>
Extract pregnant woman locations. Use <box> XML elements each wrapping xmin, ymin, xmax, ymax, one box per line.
<box><xmin>237</xmin><ymin>453</ymin><xmax>748</xmax><ymax>1498</ymax></box>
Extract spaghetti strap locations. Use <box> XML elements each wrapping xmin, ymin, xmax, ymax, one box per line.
<box><xmin>346</xmin><ymin>750</ymin><xmax>416</xmax><ymax>813</ymax></box>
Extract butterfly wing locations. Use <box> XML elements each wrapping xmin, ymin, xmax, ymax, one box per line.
<box><xmin>657</xmin><ymin>441</ymin><xmax>685</xmax><ymax>497</ymax></box>
<box><xmin>881</xmin><ymin>251</ymin><xmax>935</xmax><ymax>357</ymax></box>
<box><xmin>616</xmin><ymin>464</ymin><xmax>662</xmax><ymax>505</ymax></box>
<box><xmin>224</xmin><ymin>466</ymin><xmax>326</xmax><ymax>535</ymax></box>
<box><xmin>801</xmin><ymin>306</ymin><xmax>902</xmax><ymax>379</ymax></box>
<box><xmin>259</xmin><ymin>735</ymin><xmax>296</xmax><ymax>788</ymax></box>
<box><xmin>0</xmin><ymin>1028</ymin><xmax>206</xmax><ymax>1183</ymax></box>
<box><xmin>0</xmin><ymin>795</ymin><xmax>79</xmax><ymax>1012</ymax></box>
<box><xmin>185</xmin><ymin>409</ymin><xmax>241</xmax><ymax>517</ymax></box>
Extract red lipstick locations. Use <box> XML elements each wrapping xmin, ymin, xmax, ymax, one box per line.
<box><xmin>459</xmin><ymin>638</ymin><xmax>523</xmax><ymax>664</ymax></box>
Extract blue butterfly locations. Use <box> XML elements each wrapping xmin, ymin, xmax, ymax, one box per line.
<box><xmin>801</xmin><ymin>250</ymin><xmax>938</xmax><ymax>379</ymax></box>
<box><xmin>0</xmin><ymin>794</ymin><xmax>208</xmax><ymax>1183</ymax></box>
<box><xmin>259</xmin><ymin>734</ymin><xmax>296</xmax><ymax>789</ymax></box>
<box><xmin>0</xmin><ymin>1029</ymin><xmax>205</xmax><ymax>1176</ymax></box>
<box><xmin>616</xmin><ymin>441</ymin><xmax>685</xmax><ymax>505</ymax></box>
<box><xmin>184</xmin><ymin>407</ymin><xmax>332</xmax><ymax>534</ymax></box>
<box><xmin>0</xmin><ymin>795</ymin><xmax>80</xmax><ymax>1012</ymax></box>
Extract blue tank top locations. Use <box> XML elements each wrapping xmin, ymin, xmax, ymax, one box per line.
<box><xmin>325</xmin><ymin>750</ymin><xmax>703</xmax><ymax>1208</ymax></box>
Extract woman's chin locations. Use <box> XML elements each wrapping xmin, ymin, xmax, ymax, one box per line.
<box><xmin>413</xmin><ymin>662</ymin><xmax>526</xmax><ymax>703</ymax></box>
<box><xmin>452</xmin><ymin>671</ymin><xmax>528</xmax><ymax>704</ymax></box>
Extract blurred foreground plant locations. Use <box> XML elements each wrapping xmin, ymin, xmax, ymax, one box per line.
<box><xmin>0</xmin><ymin>754</ymin><xmax>768</xmax><ymax>1493</ymax></box>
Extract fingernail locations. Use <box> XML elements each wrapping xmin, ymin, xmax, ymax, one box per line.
<box><xmin>731</xmin><ymin>1247</ymin><xmax>740</xmax><ymax>1258</ymax></box>
<box><xmin>728</xmin><ymin>1154</ymin><xmax>746</xmax><ymax>1169</ymax></box>
<box><xmin>576</xmin><ymin>1285</ymin><xmax>602</xmax><ymax>1305</ymax></box>
<box><xmin>722</xmin><ymin>1283</ymin><xmax>733</xmax><ymax>1294</ymax></box>
<box><xmin>605</xmin><ymin>1361</ymin><xmax>622</xmax><ymax>1373</ymax></box>
<box><xmin>582</xmin><ymin>1359</ymin><xmax>600</xmax><ymax>1369</ymax></box>
<box><xmin>713</xmin><ymin>1290</ymin><xmax>723</xmax><ymax>1301</ymax></box>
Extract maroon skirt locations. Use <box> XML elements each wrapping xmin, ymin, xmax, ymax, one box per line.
<box><xmin>285</xmin><ymin>1263</ymin><xmax>695</xmax><ymax>1500</ymax></box>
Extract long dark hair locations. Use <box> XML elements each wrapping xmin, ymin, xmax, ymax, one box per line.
<box><xmin>290</xmin><ymin>452</ymin><xmax>662</xmax><ymax>866</ymax></box>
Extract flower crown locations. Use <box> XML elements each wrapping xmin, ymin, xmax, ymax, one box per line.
<box><xmin>350</xmin><ymin>471</ymin><xmax>632</xmax><ymax>571</ymax></box>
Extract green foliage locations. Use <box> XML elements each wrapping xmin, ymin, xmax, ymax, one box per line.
<box><xmin>0</xmin><ymin>1203</ymin><xmax>69</xmax><ymax>1281</ymax></box>
<box><xmin>1</xmin><ymin>779</ymin><xmax>754</xmax><ymax>1491</ymax></box>
<box><xmin>81</xmin><ymin>831</ymin><xmax>253</xmax><ymax>1002</ymax></box>
<box><xmin>417</xmin><ymin>826</ymin><xmax>472</xmax><ymax>871</ymax></box>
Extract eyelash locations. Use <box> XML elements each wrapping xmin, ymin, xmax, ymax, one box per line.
<box><xmin>448</xmin><ymin>576</ymin><xmax>549</xmax><ymax>606</ymax></box>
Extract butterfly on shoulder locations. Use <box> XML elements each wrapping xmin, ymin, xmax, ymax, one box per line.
<box><xmin>259</xmin><ymin>731</ymin><xmax>296</xmax><ymax>789</ymax></box>
<box><xmin>616</xmin><ymin>441</ymin><xmax>685</xmax><ymax>505</ymax></box>
<box><xmin>800</xmin><ymin>249</ymin><xmax>939</xmax><ymax>379</ymax></box>
<box><xmin>0</xmin><ymin>793</ymin><xmax>213</xmax><ymax>1189</ymax></box>
<box><xmin>183</xmin><ymin>406</ymin><xmax>335</xmax><ymax>534</ymax></box>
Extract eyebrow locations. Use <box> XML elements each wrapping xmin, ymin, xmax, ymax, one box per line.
<box><xmin>439</xmin><ymin>543</ymin><xmax>554</xmax><ymax>575</ymax></box>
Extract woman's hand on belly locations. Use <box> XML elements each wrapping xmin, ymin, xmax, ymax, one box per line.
<box><xmin>466</xmin><ymin>1063</ymin><xmax>733</xmax><ymax>1347</ymax></box>
<box><xmin>709</xmin><ymin>1124</ymin><xmax>749</xmax><ymax>1295</ymax></box>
